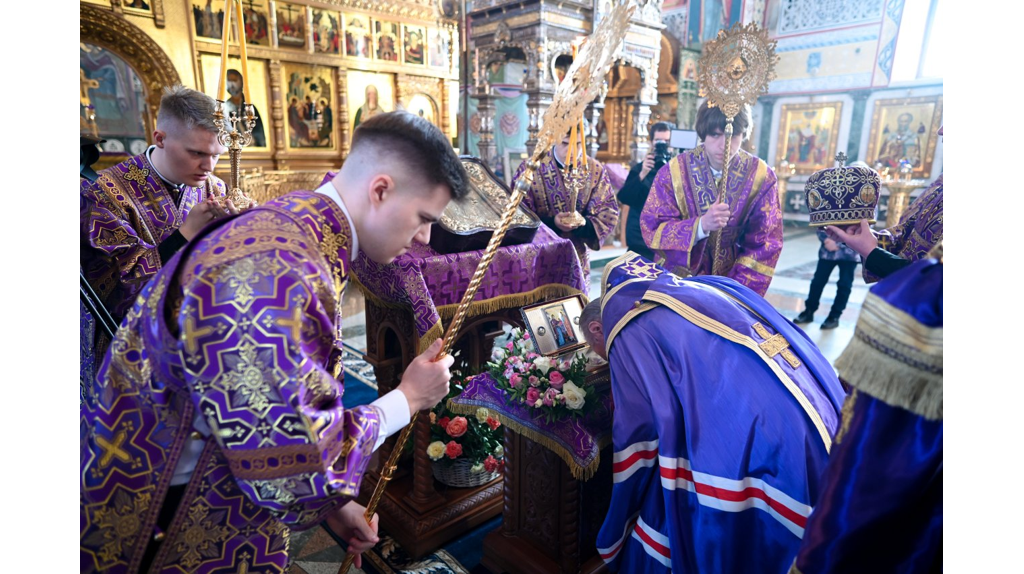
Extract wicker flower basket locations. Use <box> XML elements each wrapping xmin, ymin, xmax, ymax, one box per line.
<box><xmin>432</xmin><ymin>458</ymin><xmax>500</xmax><ymax>488</ymax></box>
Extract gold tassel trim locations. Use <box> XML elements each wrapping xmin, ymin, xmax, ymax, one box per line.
<box><xmin>835</xmin><ymin>292</ymin><xmax>942</xmax><ymax>420</ymax></box>
<box><xmin>447</xmin><ymin>399</ymin><xmax>605</xmax><ymax>481</ymax></box>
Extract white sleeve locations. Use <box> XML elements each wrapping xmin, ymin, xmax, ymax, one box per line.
<box><xmin>370</xmin><ymin>389</ymin><xmax>412</xmax><ymax>450</ymax></box>
<box><xmin>696</xmin><ymin>217</ymin><xmax>709</xmax><ymax>241</ymax></box>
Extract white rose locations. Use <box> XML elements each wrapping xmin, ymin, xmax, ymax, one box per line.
<box><xmin>533</xmin><ymin>356</ymin><xmax>553</xmax><ymax>374</ymax></box>
<box><xmin>471</xmin><ymin>462</ymin><xmax>485</xmax><ymax>473</ymax></box>
<box><xmin>493</xmin><ymin>445</ymin><xmax>504</xmax><ymax>458</ymax></box>
<box><xmin>475</xmin><ymin>407</ymin><xmax>491</xmax><ymax>424</ymax></box>
<box><xmin>491</xmin><ymin>347</ymin><xmax>505</xmax><ymax>362</ymax></box>
<box><xmin>561</xmin><ymin>382</ymin><xmax>587</xmax><ymax>410</ymax></box>
<box><xmin>426</xmin><ymin>441</ymin><xmax>446</xmax><ymax>461</ymax></box>
<box><xmin>510</xmin><ymin>327</ymin><xmax>523</xmax><ymax>338</ymax></box>
<box><xmin>534</xmin><ymin>399</ymin><xmax>544</xmax><ymax>408</ymax></box>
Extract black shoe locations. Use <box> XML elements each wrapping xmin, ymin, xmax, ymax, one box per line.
<box><xmin>821</xmin><ymin>317</ymin><xmax>840</xmax><ymax>330</ymax></box>
<box><xmin>794</xmin><ymin>310</ymin><xmax>815</xmax><ymax>324</ymax></box>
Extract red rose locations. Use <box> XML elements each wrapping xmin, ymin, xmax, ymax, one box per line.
<box><xmin>446</xmin><ymin>416</ymin><xmax>469</xmax><ymax>438</ymax></box>
<box><xmin>483</xmin><ymin>455</ymin><xmax>499</xmax><ymax>473</ymax></box>
<box><xmin>445</xmin><ymin>441</ymin><xmax>463</xmax><ymax>459</ymax></box>
<box><xmin>438</xmin><ymin>416</ymin><xmax>450</xmax><ymax>430</ymax></box>
<box><xmin>486</xmin><ymin>417</ymin><xmax>501</xmax><ymax>431</ymax></box>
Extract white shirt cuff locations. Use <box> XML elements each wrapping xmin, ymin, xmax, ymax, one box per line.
<box><xmin>370</xmin><ymin>389</ymin><xmax>411</xmax><ymax>451</ymax></box>
<box><xmin>696</xmin><ymin>218</ymin><xmax>709</xmax><ymax>241</ymax></box>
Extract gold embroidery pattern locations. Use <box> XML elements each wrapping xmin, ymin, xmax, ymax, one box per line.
<box><xmin>85</xmin><ymin>489</ymin><xmax>152</xmax><ymax>569</ymax></box>
<box><xmin>752</xmin><ymin>322</ymin><xmax>802</xmax><ymax>368</ymax></box>
<box><xmin>123</xmin><ymin>163</ymin><xmax>151</xmax><ymax>185</ymax></box>
<box><xmin>172</xmin><ymin>501</ymin><xmax>235</xmax><ymax>569</ymax></box>
<box><xmin>835</xmin><ymin>390</ymin><xmax>858</xmax><ymax>445</ymax></box>
<box><xmin>222</xmin><ymin>442</ymin><xmax>326</xmax><ymax>480</ymax></box>
<box><xmin>215</xmin><ymin>340</ymin><xmax>282</xmax><ymax>415</ymax></box>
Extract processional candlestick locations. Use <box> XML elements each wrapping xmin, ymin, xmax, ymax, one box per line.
<box><xmin>212</xmin><ymin>0</ymin><xmax>256</xmax><ymax>209</ymax></box>
<box><xmin>696</xmin><ymin>23</ymin><xmax>778</xmax><ymax>274</ymax></box>
<box><xmin>336</xmin><ymin>3</ymin><xmax>638</xmax><ymax>572</ymax></box>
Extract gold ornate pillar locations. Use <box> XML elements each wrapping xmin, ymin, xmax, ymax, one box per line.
<box><xmin>337</xmin><ymin>68</ymin><xmax>350</xmax><ymax>159</ymax></box>
<box><xmin>268</xmin><ymin>60</ymin><xmax>287</xmax><ymax>168</ymax></box>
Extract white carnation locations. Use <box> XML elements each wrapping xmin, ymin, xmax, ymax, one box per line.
<box><xmin>493</xmin><ymin>445</ymin><xmax>504</xmax><ymax>457</ymax></box>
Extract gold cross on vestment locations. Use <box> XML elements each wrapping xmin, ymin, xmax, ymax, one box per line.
<box><xmin>276</xmin><ymin>304</ymin><xmax>304</xmax><ymax>342</ymax></box>
<box><xmin>290</xmin><ymin>196</ymin><xmax>320</xmax><ymax>214</ymax></box>
<box><xmin>183</xmin><ymin>315</ymin><xmax>216</xmax><ymax>356</ymax></box>
<box><xmin>96</xmin><ymin>429</ymin><xmax>132</xmax><ymax>468</ymax></box>
<box><xmin>124</xmin><ymin>163</ymin><xmax>151</xmax><ymax>185</ymax></box>
<box><xmin>752</xmin><ymin>322</ymin><xmax>802</xmax><ymax>368</ymax></box>
<box><xmin>877</xmin><ymin>233</ymin><xmax>893</xmax><ymax>251</ymax></box>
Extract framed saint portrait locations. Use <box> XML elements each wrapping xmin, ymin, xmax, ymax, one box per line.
<box><xmin>429</xmin><ymin>27</ymin><xmax>451</xmax><ymax>69</ymax></box>
<box><xmin>346</xmin><ymin>70</ymin><xmax>395</xmax><ymax>142</ymax></box>
<box><xmin>282</xmin><ymin>63</ymin><xmax>336</xmax><ymax>150</ymax></box>
<box><xmin>403</xmin><ymin>25</ymin><xmax>426</xmax><ymax>65</ymax></box>
<box><xmin>375</xmin><ymin>20</ymin><xmax>400</xmax><ymax>62</ymax></box>
<box><xmin>198</xmin><ymin>53</ymin><xmax>272</xmax><ymax>152</ymax></box>
<box><xmin>775</xmin><ymin>102</ymin><xmax>843</xmax><ymax>175</ymax></box>
<box><xmin>342</xmin><ymin>13</ymin><xmax>373</xmax><ymax>59</ymax></box>
<box><xmin>312</xmin><ymin>9</ymin><xmax>341</xmax><ymax>54</ymax></box>
<box><xmin>276</xmin><ymin>2</ymin><xmax>308</xmax><ymax>50</ymax></box>
<box><xmin>191</xmin><ymin>0</ymin><xmax>270</xmax><ymax>46</ymax></box>
<box><xmin>865</xmin><ymin>95</ymin><xmax>942</xmax><ymax>178</ymax></box>
<box><xmin>521</xmin><ymin>296</ymin><xmax>588</xmax><ymax>358</ymax></box>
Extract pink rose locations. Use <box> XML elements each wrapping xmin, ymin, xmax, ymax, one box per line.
<box><xmin>487</xmin><ymin>417</ymin><xmax>501</xmax><ymax>430</ymax></box>
<box><xmin>523</xmin><ymin>331</ymin><xmax>531</xmax><ymax>340</ymax></box>
<box><xmin>483</xmin><ymin>455</ymin><xmax>500</xmax><ymax>473</ymax></box>
<box><xmin>506</xmin><ymin>341</ymin><xmax>514</xmax><ymax>350</ymax></box>
<box><xmin>548</xmin><ymin>371</ymin><xmax>565</xmax><ymax>389</ymax></box>
<box><xmin>526</xmin><ymin>387</ymin><xmax>541</xmax><ymax>404</ymax></box>
<box><xmin>446</xmin><ymin>416</ymin><xmax>469</xmax><ymax>438</ymax></box>
<box><xmin>543</xmin><ymin>387</ymin><xmax>560</xmax><ymax>406</ymax></box>
<box><xmin>509</xmin><ymin>373</ymin><xmax>522</xmax><ymax>388</ymax></box>
<box><xmin>528</xmin><ymin>376</ymin><xmax>540</xmax><ymax>387</ymax></box>
<box><xmin>445</xmin><ymin>441</ymin><xmax>463</xmax><ymax>459</ymax></box>
<box><xmin>527</xmin><ymin>353</ymin><xmax>539</xmax><ymax>360</ymax></box>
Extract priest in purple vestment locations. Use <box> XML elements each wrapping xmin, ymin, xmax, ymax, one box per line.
<box><xmin>80</xmin><ymin>112</ymin><xmax>466</xmax><ymax>574</ymax></box>
<box><xmin>582</xmin><ymin>253</ymin><xmax>845</xmax><ymax>573</ymax></box>
<box><xmin>511</xmin><ymin>131</ymin><xmax>619</xmax><ymax>284</ymax></box>
<box><xmin>80</xmin><ymin>85</ymin><xmax>239</xmax><ymax>327</ymax></box>
<box><xmin>640</xmin><ymin>101</ymin><xmax>782</xmax><ymax>296</ymax></box>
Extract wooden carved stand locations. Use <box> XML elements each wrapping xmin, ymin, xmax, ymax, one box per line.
<box><xmin>359</xmin><ymin>298</ymin><xmax>527</xmax><ymax>559</ymax></box>
<box><xmin>481</xmin><ymin>373</ymin><xmax>613</xmax><ymax>574</ymax></box>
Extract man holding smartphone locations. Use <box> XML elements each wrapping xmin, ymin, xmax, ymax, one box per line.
<box><xmin>616</xmin><ymin>122</ymin><xmax>675</xmax><ymax>260</ymax></box>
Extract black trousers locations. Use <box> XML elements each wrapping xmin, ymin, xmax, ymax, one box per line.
<box><xmin>804</xmin><ymin>259</ymin><xmax>858</xmax><ymax>319</ymax></box>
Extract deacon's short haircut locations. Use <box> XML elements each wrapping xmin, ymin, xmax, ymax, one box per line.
<box><xmin>694</xmin><ymin>100</ymin><xmax>752</xmax><ymax>141</ymax></box>
<box><xmin>649</xmin><ymin>121</ymin><xmax>676</xmax><ymax>140</ymax></box>
<box><xmin>579</xmin><ymin>298</ymin><xmax>603</xmax><ymax>345</ymax></box>
<box><xmin>157</xmin><ymin>84</ymin><xmax>219</xmax><ymax>134</ymax></box>
<box><xmin>351</xmin><ymin>111</ymin><xmax>468</xmax><ymax>200</ymax></box>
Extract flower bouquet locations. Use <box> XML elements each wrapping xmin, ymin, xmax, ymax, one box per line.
<box><xmin>427</xmin><ymin>371</ymin><xmax>504</xmax><ymax>487</ymax></box>
<box><xmin>486</xmin><ymin>327</ymin><xmax>597</xmax><ymax>422</ymax></box>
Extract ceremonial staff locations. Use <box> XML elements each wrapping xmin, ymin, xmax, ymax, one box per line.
<box><xmin>337</xmin><ymin>3</ymin><xmax>637</xmax><ymax>572</ymax></box>
<box><xmin>697</xmin><ymin>23</ymin><xmax>777</xmax><ymax>275</ymax></box>
<box><xmin>212</xmin><ymin>0</ymin><xmax>257</xmax><ymax>209</ymax></box>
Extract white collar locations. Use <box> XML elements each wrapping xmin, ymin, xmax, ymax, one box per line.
<box><xmin>314</xmin><ymin>180</ymin><xmax>359</xmax><ymax>262</ymax></box>
<box><xmin>145</xmin><ymin>145</ymin><xmax>185</xmax><ymax>191</ymax></box>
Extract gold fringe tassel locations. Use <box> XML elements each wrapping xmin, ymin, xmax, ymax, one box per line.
<box><xmin>447</xmin><ymin>399</ymin><xmax>602</xmax><ymax>481</ymax></box>
<box><xmin>834</xmin><ymin>337</ymin><xmax>942</xmax><ymax>420</ymax></box>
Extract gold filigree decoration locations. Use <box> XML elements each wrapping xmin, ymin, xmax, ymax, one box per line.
<box><xmin>697</xmin><ymin>22</ymin><xmax>778</xmax><ymax>120</ymax></box>
<box><xmin>89</xmin><ymin>489</ymin><xmax>151</xmax><ymax>567</ymax></box>
<box><xmin>535</xmin><ymin>2</ymin><xmax>636</xmax><ymax>155</ymax></box>
<box><xmin>217</xmin><ymin>341</ymin><xmax>280</xmax><ymax>414</ymax></box>
<box><xmin>440</xmin><ymin>160</ymin><xmax>535</xmax><ymax>233</ymax></box>
<box><xmin>123</xmin><ymin>164</ymin><xmax>151</xmax><ymax>185</ymax></box>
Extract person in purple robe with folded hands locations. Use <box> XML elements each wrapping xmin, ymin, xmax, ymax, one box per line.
<box><xmin>581</xmin><ymin>253</ymin><xmax>844</xmax><ymax>573</ymax></box>
<box><xmin>639</xmin><ymin>101</ymin><xmax>782</xmax><ymax>296</ymax></box>
<box><xmin>81</xmin><ymin>112</ymin><xmax>468</xmax><ymax>573</ymax></box>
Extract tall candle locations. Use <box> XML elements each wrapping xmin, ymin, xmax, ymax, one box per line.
<box><xmin>216</xmin><ymin>0</ymin><xmax>232</xmax><ymax>101</ymax></box>
<box><xmin>474</xmin><ymin>49</ymin><xmax>480</xmax><ymax>88</ymax></box>
<box><xmin>233</xmin><ymin>0</ymin><xmax>251</xmax><ymax>103</ymax></box>
<box><xmin>580</xmin><ymin>116</ymin><xmax>588</xmax><ymax>169</ymax></box>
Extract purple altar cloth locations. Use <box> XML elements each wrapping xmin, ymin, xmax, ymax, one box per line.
<box><xmin>352</xmin><ymin>225</ymin><xmax>588</xmax><ymax>352</ymax></box>
<box><xmin>449</xmin><ymin>372</ymin><xmax>612</xmax><ymax>480</ymax></box>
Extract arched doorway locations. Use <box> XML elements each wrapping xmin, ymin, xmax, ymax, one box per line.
<box><xmin>596</xmin><ymin>64</ymin><xmax>644</xmax><ymax>166</ymax></box>
<box><xmin>80</xmin><ymin>3</ymin><xmax>182</xmax><ymax>169</ymax></box>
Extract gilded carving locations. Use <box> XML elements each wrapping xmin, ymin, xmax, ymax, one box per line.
<box><xmin>80</xmin><ymin>3</ymin><xmax>182</xmax><ymax>126</ymax></box>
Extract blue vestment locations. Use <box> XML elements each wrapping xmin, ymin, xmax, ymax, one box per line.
<box><xmin>595</xmin><ymin>253</ymin><xmax>845</xmax><ymax>573</ymax></box>
<box><xmin>792</xmin><ymin>255</ymin><xmax>942</xmax><ymax>574</ymax></box>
